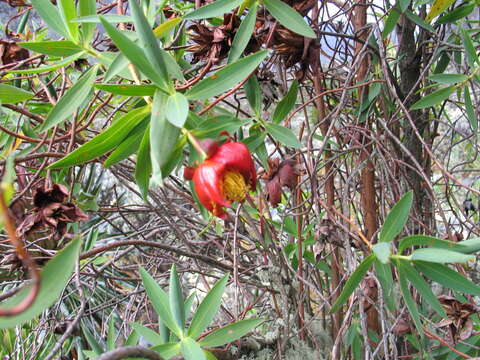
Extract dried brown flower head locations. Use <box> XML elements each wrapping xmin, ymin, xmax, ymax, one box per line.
<box><xmin>262</xmin><ymin>158</ymin><xmax>299</xmax><ymax>207</ymax></box>
<box><xmin>437</xmin><ymin>295</ymin><xmax>479</xmax><ymax>343</ymax></box>
<box><xmin>17</xmin><ymin>184</ymin><xmax>88</xmax><ymax>240</ymax></box>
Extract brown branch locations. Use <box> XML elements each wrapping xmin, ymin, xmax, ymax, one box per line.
<box><xmin>80</xmin><ymin>239</ymin><xmax>233</xmax><ymax>272</ymax></box>
<box><xmin>0</xmin><ymin>191</ymin><xmax>41</xmax><ymax>316</ymax></box>
<box><xmin>423</xmin><ymin>328</ymin><xmax>471</xmax><ymax>359</ymax></box>
<box><xmin>95</xmin><ymin>346</ymin><xmax>164</xmax><ymax>360</ymax></box>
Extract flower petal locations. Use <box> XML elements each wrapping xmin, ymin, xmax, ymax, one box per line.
<box><xmin>193</xmin><ymin>160</ymin><xmax>230</xmax><ymax>214</ymax></box>
<box><xmin>209</xmin><ymin>142</ymin><xmax>256</xmax><ymax>188</ymax></box>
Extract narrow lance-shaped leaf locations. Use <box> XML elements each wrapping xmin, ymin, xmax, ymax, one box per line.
<box><xmin>0</xmin><ymin>238</ymin><xmax>81</xmax><ymax>328</ymax></box>
<box><xmin>139</xmin><ymin>267</ymin><xmax>183</xmax><ymax>337</ymax></box>
<box><xmin>187</xmin><ymin>50</ymin><xmax>269</xmax><ymax>100</ymax></box>
<box><xmin>31</xmin><ymin>0</ymin><xmax>70</xmax><ymax>38</ymax></box>
<box><xmin>265</xmin><ymin>123</ymin><xmax>302</xmax><ymax>148</ymax></box>
<box><xmin>165</xmin><ymin>92</ymin><xmax>189</xmax><ymax>128</ymax></box>
<box><xmin>330</xmin><ymin>254</ymin><xmax>375</xmax><ymax>313</ymax></box>
<box><xmin>129</xmin><ymin>0</ymin><xmax>170</xmax><ymax>89</ymax></box>
<box><xmin>401</xmin><ymin>260</ymin><xmax>446</xmax><ymax>318</ymax></box>
<box><xmin>150</xmin><ymin>90</ymin><xmax>180</xmax><ymax>186</ymax></box>
<box><xmin>428</xmin><ymin>73</ymin><xmax>468</xmax><ymax>84</ymax></box>
<box><xmin>58</xmin><ymin>0</ymin><xmax>79</xmax><ymax>42</ymax></box>
<box><xmin>198</xmin><ymin>319</ymin><xmax>264</xmax><ymax>348</ymax></box>
<box><xmin>398</xmin><ymin>234</ymin><xmax>467</xmax><ymax>255</ymax></box>
<box><xmin>103</xmin><ymin>119</ymin><xmax>148</xmax><ymax>167</ymax></box>
<box><xmin>263</xmin><ymin>0</ymin><xmax>316</xmax><ymax>38</ymax></box>
<box><xmin>410</xmin><ymin>248</ymin><xmax>474</xmax><ymax>263</ymax></box>
<box><xmin>415</xmin><ymin>261</ymin><xmax>480</xmax><ymax>295</ymax></box>
<box><xmin>181</xmin><ymin>338</ymin><xmax>206</xmax><ymax>360</ymax></box>
<box><xmin>20</xmin><ymin>40</ymin><xmax>84</xmax><ymax>57</ymax></box>
<box><xmin>185</xmin><ymin>0</ymin><xmax>244</xmax><ymax>20</ymax></box>
<box><xmin>378</xmin><ymin>190</ymin><xmax>413</xmax><ymax>243</ymax></box>
<box><xmin>373</xmin><ymin>260</ymin><xmax>395</xmax><ymax>312</ymax></box>
<box><xmin>464</xmin><ymin>86</ymin><xmax>477</xmax><ymax>131</ymax></box>
<box><xmin>273</xmin><ymin>80</ymin><xmax>298</xmax><ymax>124</ymax></box>
<box><xmin>130</xmin><ymin>322</ymin><xmax>164</xmax><ymax>346</ymax></box>
<box><xmin>0</xmin><ymin>84</ymin><xmax>34</xmax><ymax>104</ymax></box>
<box><xmin>188</xmin><ymin>274</ymin><xmax>229</xmax><ymax>339</ymax></box>
<box><xmin>461</xmin><ymin>27</ymin><xmax>479</xmax><ymax>68</ymax></box>
<box><xmin>39</xmin><ymin>65</ymin><xmax>97</xmax><ymax>132</ymax></box>
<box><xmin>425</xmin><ymin>0</ymin><xmax>456</xmax><ymax>22</ymax></box>
<box><xmin>169</xmin><ymin>265</ymin><xmax>185</xmax><ymax>331</ymax></box>
<box><xmin>8</xmin><ymin>52</ymin><xmax>85</xmax><ymax>75</ymax></box>
<box><xmin>397</xmin><ymin>260</ymin><xmax>424</xmax><ymax>337</ymax></box>
<box><xmin>228</xmin><ymin>2</ymin><xmax>258</xmax><ymax>64</ymax></box>
<box><xmin>244</xmin><ymin>75</ymin><xmax>262</xmax><ymax>115</ymax></box>
<box><xmin>135</xmin><ymin>126</ymin><xmax>152</xmax><ymax>199</ymax></box>
<box><xmin>48</xmin><ymin>105</ymin><xmax>150</xmax><ymax>169</ymax></box>
<box><xmin>436</xmin><ymin>3</ymin><xmax>475</xmax><ymax>24</ymax></box>
<box><xmin>99</xmin><ymin>16</ymin><xmax>168</xmax><ymax>91</ymax></box>
<box><xmin>410</xmin><ymin>86</ymin><xmax>455</xmax><ymax>110</ymax></box>
<box><xmin>78</xmin><ymin>0</ymin><xmax>97</xmax><ymax>43</ymax></box>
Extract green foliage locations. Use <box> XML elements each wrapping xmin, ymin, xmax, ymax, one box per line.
<box><xmin>134</xmin><ymin>267</ymin><xmax>262</xmax><ymax>360</ymax></box>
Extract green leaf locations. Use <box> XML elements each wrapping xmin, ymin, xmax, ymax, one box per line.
<box><xmin>228</xmin><ymin>2</ymin><xmax>258</xmax><ymax>64</ymax></box>
<box><xmin>181</xmin><ymin>338</ymin><xmax>206</xmax><ymax>360</ymax></box>
<box><xmin>199</xmin><ymin>319</ymin><xmax>263</xmax><ymax>348</ymax></box>
<box><xmin>150</xmin><ymin>91</ymin><xmax>180</xmax><ymax>186</ymax></box>
<box><xmin>187</xmin><ymin>50</ymin><xmax>269</xmax><ymax>100</ymax></box>
<box><xmin>48</xmin><ymin>105</ymin><xmax>150</xmax><ymax>169</ymax></box>
<box><xmin>131</xmin><ymin>322</ymin><xmax>163</xmax><ymax>346</ymax></box>
<box><xmin>398</xmin><ymin>234</ymin><xmax>466</xmax><ymax>255</ymax></box>
<box><xmin>404</xmin><ymin>10</ymin><xmax>435</xmax><ymax>33</ymax></box>
<box><xmin>95</xmin><ymin>84</ymin><xmax>157</xmax><ymax>97</ymax></box>
<box><xmin>0</xmin><ymin>84</ymin><xmax>34</xmax><ymax>104</ymax></box>
<box><xmin>410</xmin><ymin>86</ymin><xmax>455</xmax><ymax>110</ymax></box>
<box><xmin>169</xmin><ymin>265</ymin><xmax>185</xmax><ymax>331</ymax></box>
<box><xmin>83</xmin><ymin>327</ymin><xmax>104</xmax><ymax>355</ymax></box>
<box><xmin>372</xmin><ymin>242</ymin><xmax>391</xmax><ymax>264</ymax></box>
<box><xmin>272</xmin><ymin>80</ymin><xmax>298</xmax><ymax>124</ymax></box>
<box><xmin>103</xmin><ymin>119</ymin><xmax>148</xmax><ymax>167</ymax></box>
<box><xmin>464</xmin><ymin>86</ymin><xmax>477</xmax><ymax>131</ymax></box>
<box><xmin>428</xmin><ymin>73</ymin><xmax>468</xmax><ymax>84</ymax></box>
<box><xmin>456</xmin><ymin>237</ymin><xmax>480</xmax><ymax>254</ymax></box>
<box><xmin>436</xmin><ymin>3</ymin><xmax>475</xmax><ymax>24</ymax></box>
<box><xmin>99</xmin><ymin>17</ymin><xmax>167</xmax><ymax>90</ymax></box>
<box><xmin>0</xmin><ymin>238</ymin><xmax>81</xmax><ymax>328</ymax></box>
<box><xmin>461</xmin><ymin>27</ymin><xmax>479</xmax><ymax>67</ymax></box>
<box><xmin>244</xmin><ymin>75</ymin><xmax>262</xmax><ymax>115</ymax></box>
<box><xmin>265</xmin><ymin>123</ymin><xmax>301</xmax><ymax>148</ymax></box>
<box><xmin>58</xmin><ymin>0</ymin><xmax>79</xmax><ymax>42</ymax></box>
<box><xmin>185</xmin><ymin>0</ymin><xmax>244</xmax><ymax>20</ymax></box>
<box><xmin>107</xmin><ymin>316</ymin><xmax>116</xmax><ymax>350</ymax></box>
<box><xmin>31</xmin><ymin>0</ymin><xmax>70</xmax><ymax>38</ymax></box>
<box><xmin>38</xmin><ymin>65</ymin><xmax>98</xmax><ymax>132</ymax></box>
<box><xmin>129</xmin><ymin>0</ymin><xmax>169</xmax><ymax>89</ymax></box>
<box><xmin>373</xmin><ymin>260</ymin><xmax>395</xmax><ymax>312</ymax></box>
<box><xmin>397</xmin><ymin>261</ymin><xmax>424</xmax><ymax>336</ymax></box>
<box><xmin>398</xmin><ymin>0</ymin><xmax>410</xmax><ymax>13</ymax></box>
<box><xmin>188</xmin><ymin>274</ymin><xmax>229</xmax><ymax>339</ymax></box>
<box><xmin>73</xmin><ymin>14</ymin><xmax>133</xmax><ymax>23</ymax></box>
<box><xmin>400</xmin><ymin>260</ymin><xmax>446</xmax><ymax>317</ymax></box>
<box><xmin>124</xmin><ymin>329</ymin><xmax>140</xmax><ymax>346</ymax></box>
<box><xmin>415</xmin><ymin>261</ymin><xmax>480</xmax><ymax>296</ymax></box>
<box><xmin>425</xmin><ymin>0</ymin><xmax>456</xmax><ymax>22</ymax></box>
<box><xmin>135</xmin><ymin>126</ymin><xmax>152</xmax><ymax>199</ymax></box>
<box><xmin>382</xmin><ymin>7</ymin><xmax>401</xmax><ymax>38</ymax></box>
<box><xmin>330</xmin><ymin>254</ymin><xmax>375</xmax><ymax>313</ymax></box>
<box><xmin>166</xmin><ymin>92</ymin><xmax>189</xmax><ymax>128</ymax></box>
<box><xmin>139</xmin><ymin>267</ymin><xmax>183</xmax><ymax>337</ymax></box>
<box><xmin>263</xmin><ymin>0</ymin><xmax>315</xmax><ymax>38</ymax></box>
<box><xmin>379</xmin><ymin>191</ymin><xmax>413</xmax><ymax>243</ymax></box>
<box><xmin>7</xmin><ymin>52</ymin><xmax>85</xmax><ymax>75</ymax></box>
<box><xmin>151</xmin><ymin>342</ymin><xmax>181</xmax><ymax>359</ymax></box>
<box><xmin>78</xmin><ymin>0</ymin><xmax>97</xmax><ymax>43</ymax></box>
<box><xmin>19</xmin><ymin>40</ymin><xmax>83</xmax><ymax>57</ymax></box>
<box><xmin>410</xmin><ymin>248</ymin><xmax>474</xmax><ymax>263</ymax></box>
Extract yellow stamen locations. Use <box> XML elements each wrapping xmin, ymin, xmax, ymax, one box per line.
<box><xmin>222</xmin><ymin>169</ymin><xmax>248</xmax><ymax>203</ymax></box>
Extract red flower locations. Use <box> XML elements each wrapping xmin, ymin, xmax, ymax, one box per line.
<box><xmin>185</xmin><ymin>140</ymin><xmax>256</xmax><ymax>218</ymax></box>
